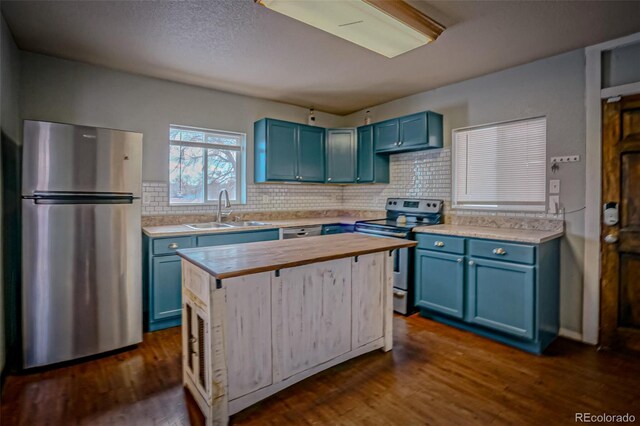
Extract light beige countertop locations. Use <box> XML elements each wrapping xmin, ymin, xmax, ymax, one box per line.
<box><xmin>142</xmin><ymin>216</ymin><xmax>381</xmax><ymax>237</ymax></box>
<box><xmin>413</xmin><ymin>224</ymin><xmax>564</xmax><ymax>244</ymax></box>
<box><xmin>177</xmin><ymin>233</ymin><xmax>416</xmax><ymax>279</ymax></box>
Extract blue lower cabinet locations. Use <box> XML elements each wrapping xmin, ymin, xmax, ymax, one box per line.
<box><xmin>321</xmin><ymin>224</ymin><xmax>355</xmax><ymax>235</ymax></box>
<box><xmin>415</xmin><ymin>234</ymin><xmax>560</xmax><ymax>354</ymax></box>
<box><xmin>415</xmin><ymin>249</ymin><xmax>465</xmax><ymax>319</ymax></box>
<box><xmin>151</xmin><ymin>255</ymin><xmax>183</xmax><ymax>326</ymax></box>
<box><xmin>144</xmin><ymin>229</ymin><xmax>279</xmax><ymax>331</ymax></box>
<box><xmin>468</xmin><ymin>258</ymin><xmax>535</xmax><ymax>339</ymax></box>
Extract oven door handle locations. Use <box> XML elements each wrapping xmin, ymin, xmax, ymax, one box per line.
<box><xmin>356</xmin><ymin>229</ymin><xmax>408</xmax><ymax>238</ymax></box>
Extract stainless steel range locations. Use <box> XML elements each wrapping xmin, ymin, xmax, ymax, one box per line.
<box><xmin>355</xmin><ymin>198</ymin><xmax>443</xmax><ymax>315</ymax></box>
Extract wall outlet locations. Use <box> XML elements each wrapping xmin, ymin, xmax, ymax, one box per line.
<box><xmin>551</xmin><ymin>155</ymin><xmax>580</xmax><ymax>163</ymax></box>
<box><xmin>549</xmin><ymin>179</ymin><xmax>560</xmax><ymax>194</ymax></box>
<box><xmin>142</xmin><ymin>193</ymin><xmax>151</xmax><ymax>205</ymax></box>
<box><xmin>549</xmin><ymin>195</ymin><xmax>560</xmax><ymax>214</ymax></box>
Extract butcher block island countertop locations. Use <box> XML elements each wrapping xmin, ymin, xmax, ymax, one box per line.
<box><xmin>177</xmin><ymin>233</ymin><xmax>416</xmax><ymax>279</ymax></box>
<box><xmin>177</xmin><ymin>233</ymin><xmax>413</xmax><ymax>425</ymax></box>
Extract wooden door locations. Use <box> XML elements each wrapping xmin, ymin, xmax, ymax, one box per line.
<box><xmin>601</xmin><ymin>94</ymin><xmax>640</xmax><ymax>351</ymax></box>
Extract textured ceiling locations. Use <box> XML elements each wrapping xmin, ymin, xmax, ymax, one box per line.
<box><xmin>2</xmin><ymin>0</ymin><xmax>640</xmax><ymax>114</ymax></box>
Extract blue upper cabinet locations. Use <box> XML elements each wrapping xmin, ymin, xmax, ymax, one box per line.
<box><xmin>373</xmin><ymin>119</ymin><xmax>399</xmax><ymax>152</ymax></box>
<box><xmin>357</xmin><ymin>125</ymin><xmax>389</xmax><ymax>184</ymax></box>
<box><xmin>254</xmin><ymin>118</ymin><xmax>325</xmax><ymax>183</ymax></box>
<box><xmin>298</xmin><ymin>125</ymin><xmax>325</xmax><ymax>182</ymax></box>
<box><xmin>326</xmin><ymin>129</ymin><xmax>356</xmax><ymax>183</ymax></box>
<box><xmin>374</xmin><ymin>111</ymin><xmax>443</xmax><ymax>154</ymax></box>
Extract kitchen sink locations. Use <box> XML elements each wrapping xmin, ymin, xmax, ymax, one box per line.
<box><xmin>229</xmin><ymin>221</ymin><xmax>270</xmax><ymax>227</ymax></box>
<box><xmin>184</xmin><ymin>222</ymin><xmax>234</xmax><ymax>230</ymax></box>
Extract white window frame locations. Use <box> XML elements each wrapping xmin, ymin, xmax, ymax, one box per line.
<box><xmin>452</xmin><ymin>116</ymin><xmax>547</xmax><ymax>212</ymax></box>
<box><xmin>168</xmin><ymin>124</ymin><xmax>246</xmax><ymax>205</ymax></box>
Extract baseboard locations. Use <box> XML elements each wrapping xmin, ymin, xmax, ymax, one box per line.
<box><xmin>559</xmin><ymin>327</ymin><xmax>584</xmax><ymax>342</ymax></box>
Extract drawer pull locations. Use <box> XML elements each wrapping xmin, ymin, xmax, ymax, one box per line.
<box><xmin>468</xmin><ymin>260</ymin><xmax>475</xmax><ymax>266</ymax></box>
<box><xmin>434</xmin><ymin>241</ymin><xmax>445</xmax><ymax>247</ymax></box>
<box><xmin>168</xmin><ymin>242</ymin><xmax>179</xmax><ymax>249</ymax></box>
<box><xmin>493</xmin><ymin>248</ymin><xmax>507</xmax><ymax>255</ymax></box>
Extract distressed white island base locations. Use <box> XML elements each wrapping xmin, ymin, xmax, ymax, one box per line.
<box><xmin>177</xmin><ymin>234</ymin><xmax>416</xmax><ymax>425</ymax></box>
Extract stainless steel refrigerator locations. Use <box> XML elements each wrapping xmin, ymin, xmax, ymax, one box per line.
<box><xmin>21</xmin><ymin>120</ymin><xmax>143</xmax><ymax>368</ymax></box>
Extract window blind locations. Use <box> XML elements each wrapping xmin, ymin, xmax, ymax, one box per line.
<box><xmin>453</xmin><ymin>117</ymin><xmax>546</xmax><ymax>211</ymax></box>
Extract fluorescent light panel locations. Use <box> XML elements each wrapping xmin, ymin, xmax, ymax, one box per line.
<box><xmin>258</xmin><ymin>0</ymin><xmax>442</xmax><ymax>58</ymax></box>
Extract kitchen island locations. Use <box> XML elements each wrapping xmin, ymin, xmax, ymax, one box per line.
<box><xmin>177</xmin><ymin>233</ymin><xmax>415</xmax><ymax>425</ymax></box>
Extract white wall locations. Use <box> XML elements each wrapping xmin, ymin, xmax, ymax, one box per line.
<box><xmin>343</xmin><ymin>50</ymin><xmax>587</xmax><ymax>335</ymax></box>
<box><xmin>16</xmin><ymin>47</ymin><xmax>591</xmax><ymax>335</ymax></box>
<box><xmin>0</xmin><ymin>13</ymin><xmax>21</xmax><ymax>377</ymax></box>
<box><xmin>19</xmin><ymin>52</ymin><xmax>348</xmax><ymax>183</ymax></box>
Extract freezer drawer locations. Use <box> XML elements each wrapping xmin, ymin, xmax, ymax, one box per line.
<box><xmin>22</xmin><ymin>120</ymin><xmax>143</xmax><ymax>196</ymax></box>
<box><xmin>21</xmin><ymin>199</ymin><xmax>142</xmax><ymax>368</ymax></box>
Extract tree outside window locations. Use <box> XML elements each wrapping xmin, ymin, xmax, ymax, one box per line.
<box><xmin>169</xmin><ymin>125</ymin><xmax>245</xmax><ymax>204</ymax></box>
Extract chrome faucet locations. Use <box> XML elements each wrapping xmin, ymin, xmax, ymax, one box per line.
<box><xmin>216</xmin><ymin>189</ymin><xmax>232</xmax><ymax>223</ymax></box>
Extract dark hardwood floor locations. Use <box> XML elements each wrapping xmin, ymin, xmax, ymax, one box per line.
<box><xmin>2</xmin><ymin>315</ymin><xmax>639</xmax><ymax>425</ymax></box>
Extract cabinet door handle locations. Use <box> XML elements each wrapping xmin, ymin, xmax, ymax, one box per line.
<box><xmin>434</xmin><ymin>241</ymin><xmax>445</xmax><ymax>247</ymax></box>
<box><xmin>457</xmin><ymin>258</ymin><xmax>463</xmax><ymax>263</ymax></box>
<box><xmin>398</xmin><ymin>141</ymin><xmax>403</xmax><ymax>145</ymax></box>
<box><xmin>168</xmin><ymin>242</ymin><xmax>179</xmax><ymax>249</ymax></box>
<box><xmin>356</xmin><ymin>177</ymin><xmax>360</xmax><ymax>181</ymax></box>
<box><xmin>327</xmin><ymin>177</ymin><xmax>332</xmax><ymax>182</ymax></box>
<box><xmin>493</xmin><ymin>248</ymin><xmax>507</xmax><ymax>255</ymax></box>
<box><xmin>189</xmin><ymin>336</ymin><xmax>197</xmax><ymax>344</ymax></box>
<box><xmin>468</xmin><ymin>260</ymin><xmax>475</xmax><ymax>266</ymax></box>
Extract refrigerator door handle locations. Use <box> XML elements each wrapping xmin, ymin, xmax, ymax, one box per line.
<box><xmin>33</xmin><ymin>197</ymin><xmax>134</xmax><ymax>205</ymax></box>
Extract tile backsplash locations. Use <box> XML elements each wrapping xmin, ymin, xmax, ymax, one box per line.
<box><xmin>143</xmin><ymin>147</ymin><xmax>562</xmax><ymax>219</ymax></box>
<box><xmin>342</xmin><ymin>148</ymin><xmax>451</xmax><ymax>210</ymax></box>
<box><xmin>142</xmin><ymin>182</ymin><xmax>344</xmax><ymax>215</ymax></box>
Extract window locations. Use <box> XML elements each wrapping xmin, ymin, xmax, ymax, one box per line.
<box><xmin>169</xmin><ymin>125</ymin><xmax>245</xmax><ymax>205</ymax></box>
<box><xmin>452</xmin><ymin>116</ymin><xmax>546</xmax><ymax>211</ymax></box>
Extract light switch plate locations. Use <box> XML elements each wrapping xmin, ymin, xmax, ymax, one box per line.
<box><xmin>549</xmin><ymin>180</ymin><xmax>560</xmax><ymax>194</ymax></box>
<box><xmin>549</xmin><ymin>195</ymin><xmax>560</xmax><ymax>214</ymax></box>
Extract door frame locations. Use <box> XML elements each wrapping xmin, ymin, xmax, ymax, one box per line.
<box><xmin>599</xmin><ymin>94</ymin><xmax>640</xmax><ymax>349</ymax></box>
<box><xmin>583</xmin><ymin>31</ymin><xmax>640</xmax><ymax>345</ymax></box>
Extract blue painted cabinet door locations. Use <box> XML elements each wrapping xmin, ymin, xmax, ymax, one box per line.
<box><xmin>266</xmin><ymin>119</ymin><xmax>298</xmax><ymax>181</ymax></box>
<box><xmin>399</xmin><ymin>112</ymin><xmax>427</xmax><ymax>149</ymax></box>
<box><xmin>374</xmin><ymin>119</ymin><xmax>399</xmax><ymax>152</ymax></box>
<box><xmin>326</xmin><ymin>129</ymin><xmax>356</xmax><ymax>183</ymax></box>
<box><xmin>151</xmin><ymin>255</ymin><xmax>182</xmax><ymax>322</ymax></box>
<box><xmin>298</xmin><ymin>125</ymin><xmax>325</xmax><ymax>182</ymax></box>
<box><xmin>468</xmin><ymin>258</ymin><xmax>535</xmax><ymax>339</ymax></box>
<box><xmin>357</xmin><ymin>125</ymin><xmax>374</xmax><ymax>183</ymax></box>
<box><xmin>415</xmin><ymin>249</ymin><xmax>465</xmax><ymax>319</ymax></box>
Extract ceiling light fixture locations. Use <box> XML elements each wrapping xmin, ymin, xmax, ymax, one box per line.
<box><xmin>256</xmin><ymin>0</ymin><xmax>445</xmax><ymax>58</ymax></box>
